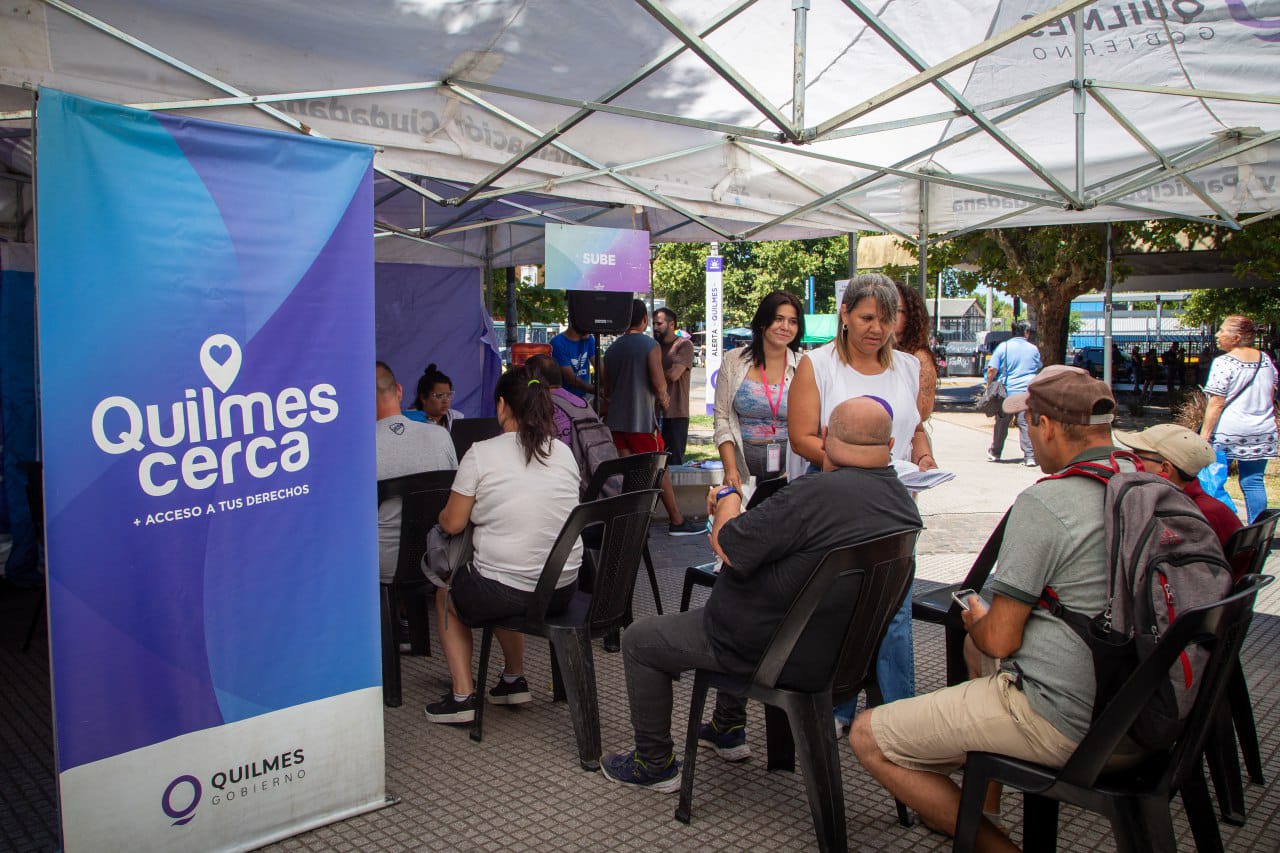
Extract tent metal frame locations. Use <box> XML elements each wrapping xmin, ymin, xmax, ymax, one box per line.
<box><xmin>2</xmin><ymin>0</ymin><xmax>1277</xmax><ymax>266</ymax></box>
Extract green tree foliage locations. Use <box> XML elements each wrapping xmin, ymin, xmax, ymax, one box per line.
<box><xmin>487</xmin><ymin>267</ymin><xmax>567</xmax><ymax>326</ymax></box>
<box><xmin>1182</xmin><ymin>287</ymin><xmax>1280</xmax><ymax>329</ymax></box>
<box><xmin>653</xmin><ymin>237</ymin><xmax>851</xmax><ymax>327</ymax></box>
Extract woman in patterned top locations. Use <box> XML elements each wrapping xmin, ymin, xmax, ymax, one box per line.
<box><xmin>1201</xmin><ymin>314</ymin><xmax>1278</xmax><ymax>522</ymax></box>
<box><xmin>713</xmin><ymin>291</ymin><xmax>804</xmax><ymax>490</ymax></box>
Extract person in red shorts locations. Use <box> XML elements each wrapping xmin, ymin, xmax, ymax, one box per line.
<box><xmin>602</xmin><ymin>299</ymin><xmax>701</xmax><ymax>535</ymax></box>
<box><xmin>1115</xmin><ymin>423</ymin><xmax>1242</xmax><ymax>547</ymax></box>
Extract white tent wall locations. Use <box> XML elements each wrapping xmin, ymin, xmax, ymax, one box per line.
<box><xmin>1</xmin><ymin>0</ymin><xmax>1278</xmax><ymax>255</ymax></box>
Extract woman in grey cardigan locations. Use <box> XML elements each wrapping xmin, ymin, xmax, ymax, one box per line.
<box><xmin>714</xmin><ymin>291</ymin><xmax>804</xmax><ymax>490</ymax></box>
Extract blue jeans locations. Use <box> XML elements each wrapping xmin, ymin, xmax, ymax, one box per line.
<box><xmin>1237</xmin><ymin>458</ymin><xmax>1270</xmax><ymax>523</ymax></box>
<box><xmin>833</xmin><ymin>593</ymin><xmax>915</xmax><ymax>725</ymax></box>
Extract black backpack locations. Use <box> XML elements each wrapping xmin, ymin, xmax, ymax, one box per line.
<box><xmin>1038</xmin><ymin>451</ymin><xmax>1232</xmax><ymax>749</ymax></box>
<box><xmin>550</xmin><ymin>393</ymin><xmax>619</xmax><ymax>498</ymax></box>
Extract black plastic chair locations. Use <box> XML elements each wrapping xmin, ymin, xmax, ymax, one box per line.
<box><xmin>449</xmin><ymin>416</ymin><xmax>502</xmax><ymax>462</ymax></box>
<box><xmin>377</xmin><ymin>469</ymin><xmax>456</xmax><ymax>707</ymax></box>
<box><xmin>678</xmin><ymin>475</ymin><xmax>788</xmax><ymax>612</ymax></box>
<box><xmin>582</xmin><ymin>452</ymin><xmax>667</xmax><ymax>616</ymax></box>
<box><xmin>675</xmin><ymin>528</ymin><xmax>920</xmax><ymax>853</ymax></box>
<box><xmin>1202</xmin><ymin>509</ymin><xmax>1280</xmax><ymax>824</ymax></box>
<box><xmin>953</xmin><ymin>574</ymin><xmax>1273</xmax><ymax>853</ymax></box>
<box><xmin>910</xmin><ymin>510</ymin><xmax>1008</xmax><ymax>687</ymax></box>
<box><xmin>469</xmin><ymin>489</ymin><xmax>661</xmax><ymax>770</ymax></box>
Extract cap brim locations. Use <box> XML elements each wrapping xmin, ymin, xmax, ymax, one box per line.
<box><xmin>1002</xmin><ymin>392</ymin><xmax>1029</xmax><ymax>415</ymax></box>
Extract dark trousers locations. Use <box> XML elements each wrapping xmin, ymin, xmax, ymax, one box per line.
<box><xmin>622</xmin><ymin>609</ymin><xmax>747</xmax><ymax>764</ymax></box>
<box><xmin>991</xmin><ymin>411</ymin><xmax>1033</xmax><ymax>460</ymax></box>
<box><xmin>660</xmin><ymin>417</ymin><xmax>690</xmax><ymax>465</ymax></box>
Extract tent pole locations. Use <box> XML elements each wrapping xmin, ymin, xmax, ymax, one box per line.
<box><xmin>1103</xmin><ymin>224</ymin><xmax>1113</xmax><ymax>386</ymax></box>
<box><xmin>1073</xmin><ymin>10</ymin><xmax>1085</xmax><ymax>202</ymax></box>
<box><xmin>917</xmin><ymin>177</ymin><xmax>928</xmax><ymax>300</ymax></box>
<box><xmin>792</xmin><ymin>0</ymin><xmax>810</xmax><ymax>130</ymax></box>
<box><xmin>847</xmin><ymin>232</ymin><xmax>858</xmax><ymax>279</ymax></box>
<box><xmin>505</xmin><ymin>267</ymin><xmax>518</xmax><ymax>360</ymax></box>
<box><xmin>485</xmin><ymin>226</ymin><xmax>495</xmax><ymax>318</ymax></box>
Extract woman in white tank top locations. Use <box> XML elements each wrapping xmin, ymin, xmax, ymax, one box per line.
<box><xmin>787</xmin><ymin>274</ymin><xmax>935</xmax><ymax>480</ymax></box>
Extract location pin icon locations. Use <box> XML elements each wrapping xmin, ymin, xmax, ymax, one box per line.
<box><xmin>200</xmin><ymin>334</ymin><xmax>242</xmax><ymax>393</ymax></box>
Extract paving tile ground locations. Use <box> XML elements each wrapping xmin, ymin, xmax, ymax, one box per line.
<box><xmin>4</xmin><ymin>411</ymin><xmax>1280</xmax><ymax>851</ymax></box>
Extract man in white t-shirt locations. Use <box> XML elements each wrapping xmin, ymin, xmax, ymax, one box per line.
<box><xmin>376</xmin><ymin>361</ymin><xmax>457</xmax><ymax>582</ymax></box>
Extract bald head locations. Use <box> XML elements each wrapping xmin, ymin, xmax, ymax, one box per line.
<box><xmin>823</xmin><ymin>397</ymin><xmax>894</xmax><ymax>470</ymax></box>
<box><xmin>375</xmin><ymin>361</ymin><xmax>402</xmax><ymax>419</ymax></box>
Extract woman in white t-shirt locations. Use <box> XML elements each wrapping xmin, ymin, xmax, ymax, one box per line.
<box><xmin>426</xmin><ymin>367</ymin><xmax>584</xmax><ymax>724</ymax></box>
<box><xmin>1201</xmin><ymin>314</ymin><xmax>1279</xmax><ymax>522</ymax></box>
<box><xmin>787</xmin><ymin>272</ymin><xmax>933</xmax><ymax>730</ymax></box>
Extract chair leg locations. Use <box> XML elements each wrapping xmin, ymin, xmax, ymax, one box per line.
<box><xmin>548</xmin><ymin>627</ymin><xmax>602</xmax><ymax>771</ymax></box>
<box><xmin>860</xmin><ymin>678</ymin><xmax>911</xmax><ymax>826</ymax></box>
<box><xmin>469</xmin><ymin>627</ymin><xmax>494</xmax><ymax>744</ymax></box>
<box><xmin>1181</xmin><ymin>762</ymin><xmax>1225</xmax><ymax>853</ymax></box>
<box><xmin>643</xmin><ymin>543</ymin><xmax>663</xmax><ymax>615</ymax></box>
<box><xmin>22</xmin><ymin>588</ymin><xmax>46</xmax><ymax>653</ymax></box>
<box><xmin>1021</xmin><ymin>793</ymin><xmax>1059</xmax><ymax>852</ymax></box>
<box><xmin>379</xmin><ymin>585</ymin><xmax>402</xmax><ymax>708</ymax></box>
<box><xmin>764</xmin><ymin>703</ymin><xmax>795</xmax><ymax>772</ymax></box>
<box><xmin>405</xmin><ymin>587</ymin><xmax>431</xmax><ymax>656</ymax></box>
<box><xmin>781</xmin><ymin>691</ymin><xmax>847</xmax><ymax>853</ymax></box>
<box><xmin>1204</xmin><ymin>705</ymin><xmax>1246</xmax><ymax>825</ymax></box>
<box><xmin>1228</xmin><ymin>661</ymin><xmax>1264</xmax><ymax>785</ymax></box>
<box><xmin>943</xmin><ymin>624</ymin><xmax>968</xmax><ymax>687</ymax></box>
<box><xmin>680</xmin><ymin>574</ymin><xmax>694</xmax><ymax>613</ymax></box>
<box><xmin>953</xmin><ymin>755</ymin><xmax>989</xmax><ymax>853</ymax></box>
<box><xmin>550</xmin><ymin>642</ymin><xmax>566</xmax><ymax>702</ymax></box>
<box><xmin>675</xmin><ymin>670</ymin><xmax>712</xmax><ymax>825</ymax></box>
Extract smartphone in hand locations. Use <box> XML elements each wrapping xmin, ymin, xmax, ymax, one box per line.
<box><xmin>951</xmin><ymin>588</ymin><xmax>978</xmax><ymax>611</ymax></box>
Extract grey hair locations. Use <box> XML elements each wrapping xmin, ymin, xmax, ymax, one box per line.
<box><xmin>837</xmin><ymin>273</ymin><xmax>899</xmax><ymax>369</ymax></box>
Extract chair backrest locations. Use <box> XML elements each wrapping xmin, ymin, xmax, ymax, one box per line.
<box><xmin>750</xmin><ymin>528</ymin><xmax>920</xmax><ymax>694</ymax></box>
<box><xmin>523</xmin><ymin>490</ymin><xmax>661</xmax><ymax>630</ymax></box>
<box><xmin>745</xmin><ymin>474</ymin><xmax>787</xmax><ymax>509</ymax></box>
<box><xmin>450</xmin><ymin>417</ymin><xmax>502</xmax><ymax>462</ymax></box>
<box><xmin>583</xmin><ymin>451</ymin><xmax>666</xmax><ymax>501</ymax></box>
<box><xmin>377</xmin><ymin>469</ymin><xmax>457</xmax><ymax>584</ymax></box>
<box><xmin>1057</xmin><ymin>573</ymin><xmax>1274</xmax><ymax>790</ymax></box>
<box><xmin>1224</xmin><ymin>509</ymin><xmax>1280</xmax><ymax>580</ymax></box>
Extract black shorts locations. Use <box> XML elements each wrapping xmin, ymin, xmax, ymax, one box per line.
<box><xmin>660</xmin><ymin>417</ymin><xmax>690</xmax><ymax>465</ymax></box>
<box><xmin>450</xmin><ymin>562</ymin><xmax>575</xmax><ymax>626</ymax></box>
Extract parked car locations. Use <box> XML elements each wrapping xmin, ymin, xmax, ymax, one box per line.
<box><xmin>1071</xmin><ymin>346</ymin><xmax>1133</xmax><ymax>382</ymax></box>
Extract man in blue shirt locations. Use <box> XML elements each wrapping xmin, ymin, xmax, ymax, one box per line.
<box><xmin>986</xmin><ymin>322</ymin><xmax>1041</xmax><ymax>466</ymax></box>
<box><xmin>550</xmin><ymin>323</ymin><xmax>597</xmax><ymax>399</ymax></box>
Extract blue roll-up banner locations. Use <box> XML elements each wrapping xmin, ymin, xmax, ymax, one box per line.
<box><xmin>36</xmin><ymin>89</ymin><xmax>384</xmax><ymax>851</ymax></box>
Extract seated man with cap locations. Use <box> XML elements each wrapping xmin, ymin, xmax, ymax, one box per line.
<box><xmin>1116</xmin><ymin>423</ymin><xmax>1242</xmax><ymax>547</ymax></box>
<box><xmin>852</xmin><ymin>366</ymin><xmax>1124</xmax><ymax>850</ymax></box>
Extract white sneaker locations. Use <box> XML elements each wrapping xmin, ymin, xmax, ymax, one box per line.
<box><xmin>986</xmin><ymin>452</ymin><xmax>999</xmax><ymax>462</ymax></box>
<box><xmin>1025</xmin><ymin>458</ymin><xmax>1038</xmax><ymax>467</ymax></box>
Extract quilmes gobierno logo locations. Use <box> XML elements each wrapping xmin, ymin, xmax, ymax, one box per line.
<box><xmin>90</xmin><ymin>334</ymin><xmax>339</xmax><ymax>496</ymax></box>
<box><xmin>161</xmin><ymin>748</ymin><xmax>307</xmax><ymax>827</ymax></box>
<box><xmin>1226</xmin><ymin>0</ymin><xmax>1280</xmax><ymax>42</ymax></box>
<box><xmin>161</xmin><ymin>774</ymin><xmax>201</xmax><ymax>826</ymax></box>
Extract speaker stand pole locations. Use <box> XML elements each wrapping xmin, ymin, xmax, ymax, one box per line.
<box><xmin>592</xmin><ymin>333</ymin><xmax>602</xmax><ymax>415</ymax></box>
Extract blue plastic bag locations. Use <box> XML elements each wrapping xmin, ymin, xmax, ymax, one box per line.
<box><xmin>1197</xmin><ymin>446</ymin><xmax>1238</xmax><ymax>514</ymax></box>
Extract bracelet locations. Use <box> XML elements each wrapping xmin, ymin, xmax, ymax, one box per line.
<box><xmin>714</xmin><ymin>485</ymin><xmax>740</xmax><ymax>502</ymax></box>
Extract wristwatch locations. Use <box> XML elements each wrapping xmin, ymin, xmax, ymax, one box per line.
<box><xmin>714</xmin><ymin>485</ymin><xmax>740</xmax><ymax>503</ymax></box>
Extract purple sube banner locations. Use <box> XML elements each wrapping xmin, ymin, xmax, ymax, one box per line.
<box><xmin>544</xmin><ymin>223</ymin><xmax>650</xmax><ymax>292</ymax></box>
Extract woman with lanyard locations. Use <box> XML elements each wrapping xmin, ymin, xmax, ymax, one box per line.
<box><xmin>1201</xmin><ymin>314</ymin><xmax>1279</xmax><ymax>522</ymax></box>
<box><xmin>713</xmin><ymin>291</ymin><xmax>804</xmax><ymax>490</ymax></box>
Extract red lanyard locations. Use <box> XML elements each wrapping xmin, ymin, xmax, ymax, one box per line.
<box><xmin>760</xmin><ymin>365</ymin><xmax>784</xmax><ymax>435</ymax></box>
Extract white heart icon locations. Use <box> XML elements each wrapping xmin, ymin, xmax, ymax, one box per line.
<box><xmin>200</xmin><ymin>334</ymin><xmax>242</xmax><ymax>393</ymax></box>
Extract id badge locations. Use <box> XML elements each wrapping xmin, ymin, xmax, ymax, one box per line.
<box><xmin>766</xmin><ymin>442</ymin><xmax>782</xmax><ymax>473</ymax></box>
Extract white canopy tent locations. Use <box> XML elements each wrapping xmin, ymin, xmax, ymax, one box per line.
<box><xmin>1</xmin><ymin>0</ymin><xmax>1279</xmax><ymax>267</ymax></box>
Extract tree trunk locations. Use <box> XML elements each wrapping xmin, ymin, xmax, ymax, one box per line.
<box><xmin>1029</xmin><ymin>287</ymin><xmax>1075</xmax><ymax>365</ymax></box>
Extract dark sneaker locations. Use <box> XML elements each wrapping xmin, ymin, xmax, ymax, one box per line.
<box><xmin>424</xmin><ymin>692</ymin><xmax>476</xmax><ymax>724</ymax></box>
<box><xmin>697</xmin><ymin>721</ymin><xmax>751</xmax><ymax>761</ymax></box>
<box><xmin>488</xmin><ymin>676</ymin><xmax>532</xmax><ymax>705</ymax></box>
<box><xmin>668</xmin><ymin>517</ymin><xmax>705</xmax><ymax>536</ymax></box>
<box><xmin>600</xmin><ymin>750</ymin><xmax>681</xmax><ymax>793</ymax></box>
<box><xmin>603</xmin><ymin>628</ymin><xmax>621</xmax><ymax>653</ymax></box>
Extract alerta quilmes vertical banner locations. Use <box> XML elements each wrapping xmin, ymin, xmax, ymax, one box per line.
<box><xmin>36</xmin><ymin>89</ymin><xmax>384</xmax><ymax>851</ymax></box>
<box><xmin>703</xmin><ymin>253</ymin><xmax>723</xmax><ymax>415</ymax></box>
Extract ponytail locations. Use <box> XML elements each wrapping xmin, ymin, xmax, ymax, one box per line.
<box><xmin>493</xmin><ymin>367</ymin><xmax>556</xmax><ymax>465</ymax></box>
<box><xmin>413</xmin><ymin>363</ymin><xmax>452</xmax><ymax>410</ymax></box>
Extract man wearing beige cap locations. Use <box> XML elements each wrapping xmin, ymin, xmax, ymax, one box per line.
<box><xmin>853</xmin><ymin>367</ymin><xmax>1124</xmax><ymax>847</ymax></box>
<box><xmin>1116</xmin><ymin>423</ymin><xmax>1242</xmax><ymax>546</ymax></box>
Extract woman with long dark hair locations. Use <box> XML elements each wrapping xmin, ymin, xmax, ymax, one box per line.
<box><xmin>426</xmin><ymin>367</ymin><xmax>583</xmax><ymax>724</ymax></box>
<box><xmin>713</xmin><ymin>290</ymin><xmax>804</xmax><ymax>489</ymax></box>
<box><xmin>894</xmin><ymin>282</ymin><xmax>938</xmax><ymax>426</ymax></box>
<box><xmin>408</xmin><ymin>363</ymin><xmax>465</xmax><ymax>430</ymax></box>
